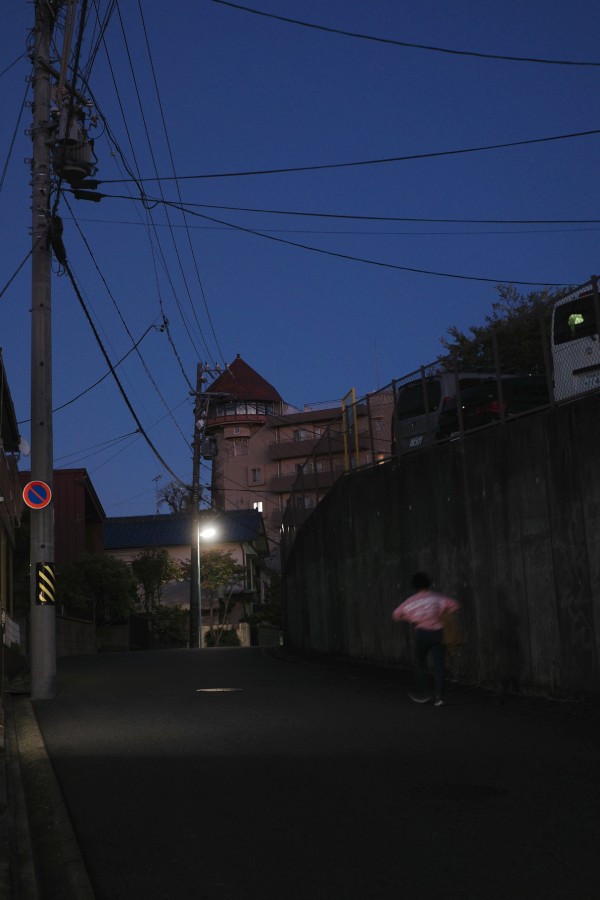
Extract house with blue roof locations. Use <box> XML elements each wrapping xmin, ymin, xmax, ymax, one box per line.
<box><xmin>104</xmin><ymin>509</ymin><xmax>270</xmax><ymax>641</ymax></box>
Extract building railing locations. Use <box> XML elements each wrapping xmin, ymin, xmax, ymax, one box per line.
<box><xmin>281</xmin><ymin>310</ymin><xmax>600</xmax><ymax>559</ymax></box>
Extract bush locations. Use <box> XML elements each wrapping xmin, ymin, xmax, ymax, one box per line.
<box><xmin>205</xmin><ymin>627</ymin><xmax>241</xmax><ymax>647</ymax></box>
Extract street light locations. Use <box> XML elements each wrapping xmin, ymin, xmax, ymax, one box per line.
<box><xmin>197</xmin><ymin>526</ymin><xmax>216</xmax><ymax>647</ymax></box>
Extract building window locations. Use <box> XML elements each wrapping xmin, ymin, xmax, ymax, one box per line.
<box><xmin>294</xmin><ymin>428</ymin><xmax>310</xmax><ymax>442</ymax></box>
<box><xmin>250</xmin><ymin>467</ymin><xmax>263</xmax><ymax>484</ymax></box>
<box><xmin>253</xmin><ymin>501</ymin><xmax>263</xmax><ymax>512</ymax></box>
<box><xmin>234</xmin><ymin>438</ymin><xmax>249</xmax><ymax>456</ymax></box>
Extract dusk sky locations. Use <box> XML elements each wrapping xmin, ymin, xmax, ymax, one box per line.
<box><xmin>1</xmin><ymin>1</ymin><xmax>598</xmax><ymax>517</ymax></box>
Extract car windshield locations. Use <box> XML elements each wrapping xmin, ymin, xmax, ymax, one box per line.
<box><xmin>397</xmin><ymin>381</ymin><xmax>441</xmax><ymax>417</ymax></box>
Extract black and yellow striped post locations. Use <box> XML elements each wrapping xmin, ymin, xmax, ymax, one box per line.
<box><xmin>36</xmin><ymin>563</ymin><xmax>56</xmax><ymax>606</ymax></box>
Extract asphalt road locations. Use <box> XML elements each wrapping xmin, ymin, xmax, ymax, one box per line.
<box><xmin>25</xmin><ymin>648</ymin><xmax>600</xmax><ymax>899</ymax></box>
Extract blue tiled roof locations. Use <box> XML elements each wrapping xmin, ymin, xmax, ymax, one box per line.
<box><xmin>104</xmin><ymin>510</ymin><xmax>268</xmax><ymax>555</ymax></box>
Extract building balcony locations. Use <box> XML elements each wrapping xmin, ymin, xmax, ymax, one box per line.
<box><xmin>269</xmin><ymin>468</ymin><xmax>343</xmax><ymax>493</ymax></box>
<box><xmin>268</xmin><ymin>430</ymin><xmax>372</xmax><ymax>460</ymax></box>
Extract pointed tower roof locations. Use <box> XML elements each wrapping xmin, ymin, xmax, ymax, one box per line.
<box><xmin>208</xmin><ymin>354</ymin><xmax>283</xmax><ymax>403</ymax></box>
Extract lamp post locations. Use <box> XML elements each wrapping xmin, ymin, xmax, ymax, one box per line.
<box><xmin>197</xmin><ymin>526</ymin><xmax>216</xmax><ymax>647</ymax></box>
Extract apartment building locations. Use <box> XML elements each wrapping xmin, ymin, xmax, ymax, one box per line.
<box><xmin>205</xmin><ymin>355</ymin><xmax>392</xmax><ymax>567</ymax></box>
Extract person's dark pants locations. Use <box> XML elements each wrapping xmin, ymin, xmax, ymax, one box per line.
<box><xmin>414</xmin><ymin>628</ymin><xmax>445</xmax><ymax>698</ymax></box>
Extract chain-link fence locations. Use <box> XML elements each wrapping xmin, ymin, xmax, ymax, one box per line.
<box><xmin>282</xmin><ymin>292</ymin><xmax>600</xmax><ymax>557</ymax></box>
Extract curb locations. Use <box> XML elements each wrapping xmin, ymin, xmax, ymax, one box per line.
<box><xmin>8</xmin><ymin>695</ymin><xmax>95</xmax><ymax>900</ymax></box>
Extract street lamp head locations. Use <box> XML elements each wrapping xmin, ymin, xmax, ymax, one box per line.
<box><xmin>199</xmin><ymin>526</ymin><xmax>216</xmax><ymax>540</ymax></box>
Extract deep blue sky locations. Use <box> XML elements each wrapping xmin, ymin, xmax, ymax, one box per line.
<box><xmin>1</xmin><ymin>0</ymin><xmax>598</xmax><ymax>516</ymax></box>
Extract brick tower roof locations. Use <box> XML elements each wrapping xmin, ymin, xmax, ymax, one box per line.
<box><xmin>208</xmin><ymin>354</ymin><xmax>283</xmax><ymax>403</ymax></box>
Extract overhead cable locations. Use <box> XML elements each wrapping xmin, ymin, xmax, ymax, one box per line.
<box><xmin>63</xmin><ymin>258</ymin><xmax>188</xmax><ymax>488</ymax></box>
<box><xmin>136</xmin><ymin>0</ymin><xmax>227</xmax><ymax>369</ymax></box>
<box><xmin>0</xmin><ymin>79</ymin><xmax>30</xmax><ymax>195</ymax></box>
<box><xmin>97</xmin><ymin>127</ymin><xmax>600</xmax><ymax>182</ymax></box>
<box><xmin>112</xmin><ymin>2</ymin><xmax>213</xmax><ymax>363</ymax></box>
<box><xmin>96</xmin><ymin>192</ymin><xmax>572</xmax><ymax>286</ymax></box>
<box><xmin>209</xmin><ymin>0</ymin><xmax>600</xmax><ymax>67</ymax></box>
<box><xmin>105</xmin><ymin>200</ymin><xmax>600</xmax><ymax>227</ymax></box>
<box><xmin>0</xmin><ymin>52</ymin><xmax>28</xmax><ymax>78</ymax></box>
<box><xmin>0</xmin><ymin>236</ymin><xmax>44</xmax><ymax>301</ymax></box>
<box><xmin>66</xmin><ymin>199</ymin><xmax>192</xmax><ymax>447</ymax></box>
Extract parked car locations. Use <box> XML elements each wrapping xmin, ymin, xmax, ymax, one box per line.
<box><xmin>436</xmin><ymin>375</ymin><xmax>550</xmax><ymax>440</ymax></box>
<box><xmin>394</xmin><ymin>371</ymin><xmax>498</xmax><ymax>452</ymax></box>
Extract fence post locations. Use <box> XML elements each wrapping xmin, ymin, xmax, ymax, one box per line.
<box><xmin>451</xmin><ymin>349</ymin><xmax>465</xmax><ymax>438</ymax></box>
<box><xmin>391</xmin><ymin>379</ymin><xmax>399</xmax><ymax>459</ymax></box>
<box><xmin>491</xmin><ymin>329</ymin><xmax>506</xmax><ymax>424</ymax></box>
<box><xmin>591</xmin><ymin>274</ymin><xmax>600</xmax><ymax>341</ymax></box>
<box><xmin>326</xmin><ymin>425</ymin><xmax>335</xmax><ymax>483</ymax></box>
<box><xmin>366</xmin><ymin>393</ymin><xmax>376</xmax><ymax>463</ymax></box>
<box><xmin>420</xmin><ymin>366</ymin><xmax>432</xmax><ymax>446</ymax></box>
<box><xmin>539</xmin><ymin>314</ymin><xmax>555</xmax><ymax>408</ymax></box>
<box><xmin>313</xmin><ymin>439</ymin><xmax>321</xmax><ymax>505</ymax></box>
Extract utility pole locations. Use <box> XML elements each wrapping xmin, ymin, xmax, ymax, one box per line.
<box><xmin>189</xmin><ymin>364</ymin><xmax>203</xmax><ymax>649</ymax></box>
<box><xmin>29</xmin><ymin>0</ymin><xmax>56</xmax><ymax>699</ymax></box>
<box><xmin>189</xmin><ymin>362</ymin><xmax>221</xmax><ymax>649</ymax></box>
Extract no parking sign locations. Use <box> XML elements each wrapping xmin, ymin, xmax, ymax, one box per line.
<box><xmin>22</xmin><ymin>480</ymin><xmax>52</xmax><ymax>510</ymax></box>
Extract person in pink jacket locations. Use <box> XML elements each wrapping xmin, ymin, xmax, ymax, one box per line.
<box><xmin>392</xmin><ymin>572</ymin><xmax>460</xmax><ymax>707</ymax></box>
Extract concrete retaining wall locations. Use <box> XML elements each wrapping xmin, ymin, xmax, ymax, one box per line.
<box><xmin>283</xmin><ymin>393</ymin><xmax>600</xmax><ymax>696</ymax></box>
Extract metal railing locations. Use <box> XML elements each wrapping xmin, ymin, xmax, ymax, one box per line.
<box><xmin>281</xmin><ymin>311</ymin><xmax>600</xmax><ymax>558</ymax></box>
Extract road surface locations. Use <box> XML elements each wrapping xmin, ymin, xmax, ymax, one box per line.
<box><xmin>22</xmin><ymin>647</ymin><xmax>600</xmax><ymax>899</ymax></box>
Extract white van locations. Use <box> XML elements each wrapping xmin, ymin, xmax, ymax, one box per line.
<box><xmin>551</xmin><ymin>279</ymin><xmax>600</xmax><ymax>401</ymax></box>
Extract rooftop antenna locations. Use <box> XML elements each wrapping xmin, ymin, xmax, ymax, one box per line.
<box><xmin>374</xmin><ymin>339</ymin><xmax>381</xmax><ymax>389</ymax></box>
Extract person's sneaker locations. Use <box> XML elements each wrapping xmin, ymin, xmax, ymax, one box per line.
<box><xmin>408</xmin><ymin>692</ymin><xmax>432</xmax><ymax>704</ymax></box>
<box><xmin>434</xmin><ymin>698</ymin><xmax>445</xmax><ymax>707</ymax></box>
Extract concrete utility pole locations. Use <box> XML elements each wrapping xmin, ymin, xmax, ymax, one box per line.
<box><xmin>30</xmin><ymin>0</ymin><xmax>56</xmax><ymax>698</ymax></box>
<box><xmin>189</xmin><ymin>363</ymin><xmax>203</xmax><ymax>649</ymax></box>
<box><xmin>189</xmin><ymin>362</ymin><xmax>221</xmax><ymax>648</ymax></box>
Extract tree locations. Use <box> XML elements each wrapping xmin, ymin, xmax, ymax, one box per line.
<box><xmin>439</xmin><ymin>284</ymin><xmax>571</xmax><ymax>374</ymax></box>
<box><xmin>149</xmin><ymin>604</ymin><xmax>188</xmax><ymax>647</ymax></box>
<box><xmin>183</xmin><ymin>549</ymin><xmax>247</xmax><ymax>647</ymax></box>
<box><xmin>131</xmin><ymin>548</ymin><xmax>183</xmax><ymax>614</ymax></box>
<box><xmin>157</xmin><ymin>480</ymin><xmax>191</xmax><ymax>514</ymax></box>
<box><xmin>57</xmin><ymin>553</ymin><xmax>138</xmax><ymax>624</ymax></box>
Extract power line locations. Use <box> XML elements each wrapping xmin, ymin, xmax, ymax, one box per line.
<box><xmin>79</xmin><ymin>199</ymin><xmax>600</xmax><ymax>227</ymax></box>
<box><xmin>111</xmin><ymin>2</ymin><xmax>214</xmax><ymax>364</ymax></box>
<box><xmin>0</xmin><ymin>237</ymin><xmax>44</xmax><ymax>301</ymax></box>
<box><xmin>0</xmin><ymin>52</ymin><xmax>28</xmax><ymax>78</ymax></box>
<box><xmin>66</xmin><ymin>199</ymin><xmax>192</xmax><ymax>448</ymax></box>
<box><xmin>108</xmin><ymin>195</ymin><xmax>571</xmax><ymax>287</ymax></box>
<box><xmin>209</xmin><ymin>0</ymin><xmax>600</xmax><ymax>67</ymax></box>
<box><xmin>17</xmin><ymin>321</ymin><xmax>160</xmax><ymax>422</ymax></box>
<box><xmin>82</xmin><ymin>25</ymin><xmax>208</xmax><ymax>376</ymax></box>
<box><xmin>135</xmin><ymin>0</ymin><xmax>227</xmax><ymax>369</ymax></box>
<box><xmin>96</xmin><ymin>127</ymin><xmax>600</xmax><ymax>182</ymax></box>
<box><xmin>62</xmin><ymin>257</ymin><xmax>188</xmax><ymax>488</ymax></box>
<box><xmin>0</xmin><ymin>78</ymin><xmax>31</xmax><ymax>195</ymax></box>
<box><xmin>59</xmin><ymin>215</ymin><xmax>600</xmax><ymax>237</ymax></box>
<box><xmin>54</xmin><ymin>430</ymin><xmax>140</xmax><ymax>464</ymax></box>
